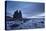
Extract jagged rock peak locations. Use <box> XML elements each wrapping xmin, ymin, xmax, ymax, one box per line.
<box><xmin>13</xmin><ymin>9</ymin><xmax>22</xmax><ymax>20</ymax></box>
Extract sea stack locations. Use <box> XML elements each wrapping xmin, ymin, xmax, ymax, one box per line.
<box><xmin>13</xmin><ymin>9</ymin><xmax>22</xmax><ymax>20</ymax></box>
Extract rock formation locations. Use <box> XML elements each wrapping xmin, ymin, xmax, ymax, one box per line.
<box><xmin>13</xmin><ymin>10</ymin><xmax>22</xmax><ymax>20</ymax></box>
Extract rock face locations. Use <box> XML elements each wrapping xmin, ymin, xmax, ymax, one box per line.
<box><xmin>13</xmin><ymin>10</ymin><xmax>22</xmax><ymax>20</ymax></box>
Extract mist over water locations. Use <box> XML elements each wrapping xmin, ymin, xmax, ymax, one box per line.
<box><xmin>5</xmin><ymin>1</ymin><xmax>45</xmax><ymax>30</ymax></box>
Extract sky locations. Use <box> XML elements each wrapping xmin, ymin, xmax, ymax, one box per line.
<box><xmin>6</xmin><ymin>1</ymin><xmax>44</xmax><ymax>18</ymax></box>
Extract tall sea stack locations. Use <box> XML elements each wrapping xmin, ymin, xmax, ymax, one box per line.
<box><xmin>13</xmin><ymin>10</ymin><xmax>22</xmax><ymax>20</ymax></box>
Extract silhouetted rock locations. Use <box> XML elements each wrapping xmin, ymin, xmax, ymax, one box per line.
<box><xmin>10</xmin><ymin>24</ymin><xmax>19</xmax><ymax>29</ymax></box>
<box><xmin>13</xmin><ymin>10</ymin><xmax>22</xmax><ymax>20</ymax></box>
<box><xmin>11</xmin><ymin>24</ymin><xmax>19</xmax><ymax>27</ymax></box>
<box><xmin>6</xmin><ymin>16</ymin><xmax>14</xmax><ymax>21</ymax></box>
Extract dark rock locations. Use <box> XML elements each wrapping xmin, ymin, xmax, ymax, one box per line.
<box><xmin>13</xmin><ymin>10</ymin><xmax>22</xmax><ymax>20</ymax></box>
<box><xmin>41</xmin><ymin>21</ymin><xmax>44</xmax><ymax>23</ymax></box>
<box><xmin>6</xmin><ymin>16</ymin><xmax>14</xmax><ymax>21</ymax></box>
<box><xmin>11</xmin><ymin>24</ymin><xmax>19</xmax><ymax>27</ymax></box>
<box><xmin>10</xmin><ymin>24</ymin><xmax>19</xmax><ymax>29</ymax></box>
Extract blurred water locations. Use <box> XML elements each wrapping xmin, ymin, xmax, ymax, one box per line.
<box><xmin>5</xmin><ymin>18</ymin><xmax>45</xmax><ymax>30</ymax></box>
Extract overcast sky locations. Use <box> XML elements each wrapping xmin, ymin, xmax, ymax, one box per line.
<box><xmin>6</xmin><ymin>1</ymin><xmax>44</xmax><ymax>18</ymax></box>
